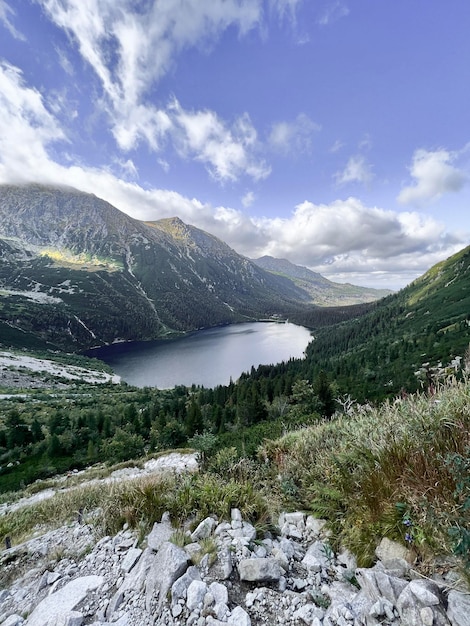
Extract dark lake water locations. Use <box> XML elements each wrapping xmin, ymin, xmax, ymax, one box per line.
<box><xmin>90</xmin><ymin>322</ymin><xmax>312</xmax><ymax>388</ymax></box>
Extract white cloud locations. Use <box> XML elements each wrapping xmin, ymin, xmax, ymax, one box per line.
<box><xmin>270</xmin><ymin>0</ymin><xmax>302</xmax><ymax>24</ymax></box>
<box><xmin>0</xmin><ymin>0</ymin><xmax>25</xmax><ymax>40</ymax></box>
<box><xmin>317</xmin><ymin>1</ymin><xmax>350</xmax><ymax>26</ymax></box>
<box><xmin>329</xmin><ymin>139</ymin><xmax>345</xmax><ymax>153</ymax></box>
<box><xmin>358</xmin><ymin>134</ymin><xmax>372</xmax><ymax>151</ymax></box>
<box><xmin>398</xmin><ymin>148</ymin><xmax>467</xmax><ymax>206</ymax></box>
<box><xmin>170</xmin><ymin>101</ymin><xmax>270</xmax><ymax>182</ymax></box>
<box><xmin>0</xmin><ymin>62</ymin><xmax>66</xmax><ymax>184</ymax></box>
<box><xmin>0</xmin><ymin>59</ymin><xmax>466</xmax><ymax>290</ymax></box>
<box><xmin>335</xmin><ymin>154</ymin><xmax>374</xmax><ymax>186</ymax></box>
<box><xmin>242</xmin><ymin>191</ymin><xmax>255</xmax><ymax>207</ymax></box>
<box><xmin>158</xmin><ymin>158</ymin><xmax>170</xmax><ymax>173</ymax></box>
<box><xmin>249</xmin><ymin>199</ymin><xmax>464</xmax><ymax>289</ymax></box>
<box><xmin>37</xmin><ymin>0</ymin><xmax>263</xmax><ymax>153</ymax></box>
<box><xmin>269</xmin><ymin>113</ymin><xmax>320</xmax><ymax>156</ymax></box>
<box><xmin>34</xmin><ymin>1</ymin><xmax>274</xmax><ymax>183</ymax></box>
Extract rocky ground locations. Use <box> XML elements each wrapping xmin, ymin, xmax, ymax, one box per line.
<box><xmin>0</xmin><ymin>351</ymin><xmax>120</xmax><ymax>389</ymax></box>
<box><xmin>1</xmin><ymin>506</ymin><xmax>469</xmax><ymax>626</ymax></box>
<box><xmin>0</xmin><ymin>453</ymin><xmax>198</xmax><ymax>517</ymax></box>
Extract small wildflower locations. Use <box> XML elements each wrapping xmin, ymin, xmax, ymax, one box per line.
<box><xmin>403</xmin><ymin>518</ymin><xmax>413</xmax><ymax>527</ymax></box>
<box><xmin>404</xmin><ymin>533</ymin><xmax>413</xmax><ymax>543</ymax></box>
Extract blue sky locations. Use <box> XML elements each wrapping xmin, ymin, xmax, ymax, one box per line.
<box><xmin>0</xmin><ymin>0</ymin><xmax>469</xmax><ymax>289</ymax></box>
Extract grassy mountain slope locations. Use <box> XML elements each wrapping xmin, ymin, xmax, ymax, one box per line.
<box><xmin>253</xmin><ymin>255</ymin><xmax>392</xmax><ymax>305</ymax></box>
<box><xmin>304</xmin><ymin>245</ymin><xmax>470</xmax><ymax>399</ymax></box>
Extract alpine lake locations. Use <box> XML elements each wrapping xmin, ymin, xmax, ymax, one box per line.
<box><xmin>90</xmin><ymin>321</ymin><xmax>312</xmax><ymax>389</ymax></box>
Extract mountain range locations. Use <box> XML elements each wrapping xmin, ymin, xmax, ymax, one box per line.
<box><xmin>0</xmin><ymin>184</ymin><xmax>388</xmax><ymax>351</ymax></box>
<box><xmin>253</xmin><ymin>256</ymin><xmax>390</xmax><ymax>306</ymax></box>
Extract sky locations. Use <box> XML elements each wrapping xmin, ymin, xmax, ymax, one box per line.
<box><xmin>0</xmin><ymin>1</ymin><xmax>469</xmax><ymax>290</ymax></box>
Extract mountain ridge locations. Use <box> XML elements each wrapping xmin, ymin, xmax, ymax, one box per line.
<box><xmin>253</xmin><ymin>255</ymin><xmax>392</xmax><ymax>305</ymax></box>
<box><xmin>0</xmin><ymin>184</ymin><xmax>386</xmax><ymax>351</ymax></box>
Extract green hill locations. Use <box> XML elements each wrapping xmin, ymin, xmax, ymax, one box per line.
<box><xmin>300</xmin><ymin>245</ymin><xmax>470</xmax><ymax>400</ymax></box>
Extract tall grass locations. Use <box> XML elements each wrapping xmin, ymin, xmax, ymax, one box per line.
<box><xmin>0</xmin><ymin>471</ymin><xmax>270</xmax><ymax>547</ymax></box>
<box><xmin>261</xmin><ymin>378</ymin><xmax>470</xmax><ymax>567</ymax></box>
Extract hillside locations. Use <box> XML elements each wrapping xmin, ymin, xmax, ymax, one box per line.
<box><xmin>253</xmin><ymin>255</ymin><xmax>391</xmax><ymax>305</ymax></box>
<box><xmin>301</xmin><ymin>245</ymin><xmax>470</xmax><ymax>399</ymax></box>
<box><xmin>0</xmin><ymin>184</ymin><xmax>315</xmax><ymax>351</ymax></box>
<box><xmin>0</xmin><ymin>244</ymin><xmax>469</xmax><ymax>620</ymax></box>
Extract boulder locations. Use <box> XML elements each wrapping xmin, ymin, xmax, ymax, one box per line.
<box><xmin>396</xmin><ymin>579</ymin><xmax>450</xmax><ymax>626</ymax></box>
<box><xmin>171</xmin><ymin>565</ymin><xmax>201</xmax><ymax>606</ymax></box>
<box><xmin>375</xmin><ymin>537</ymin><xmax>410</xmax><ymax>565</ymax></box>
<box><xmin>305</xmin><ymin>516</ymin><xmax>327</xmax><ymax>537</ymax></box>
<box><xmin>238</xmin><ymin>557</ymin><xmax>282</xmax><ymax>583</ymax></box>
<box><xmin>228</xmin><ymin>606</ymin><xmax>251</xmax><ymax>626</ymax></box>
<box><xmin>301</xmin><ymin>541</ymin><xmax>332</xmax><ymax>572</ymax></box>
<box><xmin>209</xmin><ymin>581</ymin><xmax>228</xmax><ymax>606</ymax></box>
<box><xmin>356</xmin><ymin>567</ymin><xmax>408</xmax><ymax>605</ymax></box>
<box><xmin>447</xmin><ymin>589</ymin><xmax>470</xmax><ymax>626</ymax></box>
<box><xmin>147</xmin><ymin>513</ymin><xmax>173</xmax><ymax>552</ymax></box>
<box><xmin>145</xmin><ymin>540</ymin><xmax>190</xmax><ymax>611</ymax></box>
<box><xmin>191</xmin><ymin>517</ymin><xmax>217</xmax><ymax>541</ymax></box>
<box><xmin>26</xmin><ymin>575</ymin><xmax>103</xmax><ymax>626</ymax></box>
<box><xmin>186</xmin><ymin>579</ymin><xmax>208</xmax><ymax>611</ymax></box>
<box><xmin>120</xmin><ymin>547</ymin><xmax>142</xmax><ymax>573</ymax></box>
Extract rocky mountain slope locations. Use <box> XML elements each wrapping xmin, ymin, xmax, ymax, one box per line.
<box><xmin>253</xmin><ymin>256</ymin><xmax>391</xmax><ymax>305</ymax></box>
<box><xmin>1</xmin><ymin>498</ymin><xmax>467</xmax><ymax>626</ymax></box>
<box><xmin>0</xmin><ymin>185</ymin><xmax>310</xmax><ymax>351</ymax></box>
<box><xmin>0</xmin><ymin>184</ymin><xmax>389</xmax><ymax>352</ymax></box>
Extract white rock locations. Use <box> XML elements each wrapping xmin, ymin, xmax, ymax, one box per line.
<box><xmin>336</xmin><ymin>548</ymin><xmax>357</xmax><ymax>571</ymax></box>
<box><xmin>171</xmin><ymin>566</ymin><xmax>201</xmax><ymax>606</ymax></box>
<box><xmin>293</xmin><ymin>604</ymin><xmax>322</xmax><ymax>626</ymax></box>
<box><xmin>228</xmin><ymin>606</ymin><xmax>251</xmax><ymax>626</ymax></box>
<box><xmin>144</xmin><ymin>541</ymin><xmax>190</xmax><ymax>611</ymax></box>
<box><xmin>191</xmin><ymin>517</ymin><xmax>217</xmax><ymax>542</ymax></box>
<box><xmin>186</xmin><ymin>580</ymin><xmax>208</xmax><ymax>611</ymax></box>
<box><xmin>206</xmin><ymin>618</ymin><xmax>226</xmax><ymax>626</ymax></box>
<box><xmin>213</xmin><ymin>602</ymin><xmax>229</xmax><ymax>620</ymax></box>
<box><xmin>301</xmin><ymin>541</ymin><xmax>331</xmax><ymax>572</ymax></box>
<box><xmin>26</xmin><ymin>575</ymin><xmax>104</xmax><ymax>626</ymax></box>
<box><xmin>147</xmin><ymin>515</ymin><xmax>173</xmax><ymax>552</ymax></box>
<box><xmin>284</xmin><ymin>512</ymin><xmax>305</xmax><ymax>528</ymax></box>
<box><xmin>447</xmin><ymin>589</ymin><xmax>470</xmax><ymax>626</ymax></box>
<box><xmin>375</xmin><ymin>537</ymin><xmax>410</xmax><ymax>565</ymax></box>
<box><xmin>2</xmin><ymin>616</ymin><xmax>24</xmax><ymax>626</ymax></box>
<box><xmin>231</xmin><ymin>509</ymin><xmax>242</xmax><ymax>522</ymax></box>
<box><xmin>209</xmin><ymin>582</ymin><xmax>228</xmax><ymax>606</ymax></box>
<box><xmin>272</xmin><ymin>548</ymin><xmax>289</xmax><ymax>572</ymax></box>
<box><xmin>120</xmin><ymin>548</ymin><xmax>142</xmax><ymax>573</ymax></box>
<box><xmin>238</xmin><ymin>558</ymin><xmax>282</xmax><ymax>583</ymax></box>
<box><xmin>305</xmin><ymin>517</ymin><xmax>327</xmax><ymax>537</ymax></box>
<box><xmin>356</xmin><ymin>568</ymin><xmax>408</xmax><ymax>605</ymax></box>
